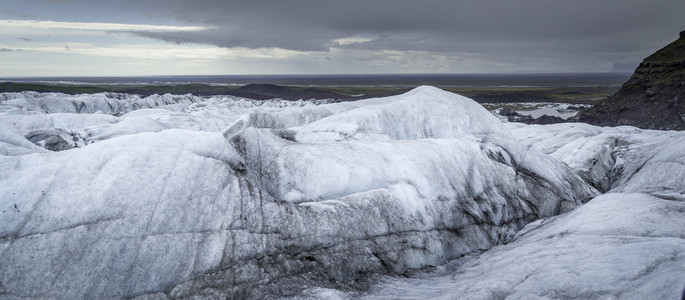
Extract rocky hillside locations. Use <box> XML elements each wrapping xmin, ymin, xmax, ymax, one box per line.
<box><xmin>577</xmin><ymin>31</ymin><xmax>685</xmax><ymax>130</ymax></box>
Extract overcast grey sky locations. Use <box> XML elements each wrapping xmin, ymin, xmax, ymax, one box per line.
<box><xmin>1</xmin><ymin>0</ymin><xmax>684</xmax><ymax>76</ymax></box>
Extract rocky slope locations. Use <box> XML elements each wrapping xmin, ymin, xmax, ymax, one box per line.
<box><xmin>577</xmin><ymin>31</ymin><xmax>685</xmax><ymax>130</ymax></box>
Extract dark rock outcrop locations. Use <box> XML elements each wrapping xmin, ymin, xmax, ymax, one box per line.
<box><xmin>576</xmin><ymin>31</ymin><xmax>685</xmax><ymax>130</ymax></box>
<box><xmin>531</xmin><ymin>114</ymin><xmax>565</xmax><ymax>125</ymax></box>
<box><xmin>471</xmin><ymin>92</ymin><xmax>554</xmax><ymax>103</ymax></box>
<box><xmin>493</xmin><ymin>108</ymin><xmax>566</xmax><ymax>125</ymax></box>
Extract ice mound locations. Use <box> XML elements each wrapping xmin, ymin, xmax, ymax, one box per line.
<box><xmin>230</xmin><ymin>87</ymin><xmax>593</xmax><ymax>210</ymax></box>
<box><xmin>292</xmin><ymin>86</ymin><xmax>509</xmax><ymax>142</ymax></box>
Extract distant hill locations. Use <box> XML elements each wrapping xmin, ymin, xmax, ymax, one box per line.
<box><xmin>0</xmin><ymin>82</ymin><xmax>359</xmax><ymax>101</ymax></box>
<box><xmin>576</xmin><ymin>31</ymin><xmax>685</xmax><ymax>130</ymax></box>
<box><xmin>226</xmin><ymin>83</ymin><xmax>351</xmax><ymax>100</ymax></box>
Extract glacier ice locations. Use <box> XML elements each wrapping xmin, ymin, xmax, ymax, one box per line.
<box><xmin>344</xmin><ymin>193</ymin><xmax>685</xmax><ymax>300</ymax></box>
<box><xmin>0</xmin><ymin>87</ymin><xmax>683</xmax><ymax>299</ymax></box>
<box><xmin>507</xmin><ymin>122</ymin><xmax>685</xmax><ymax>198</ymax></box>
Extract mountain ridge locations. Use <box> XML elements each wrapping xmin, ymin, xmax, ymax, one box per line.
<box><xmin>576</xmin><ymin>31</ymin><xmax>685</xmax><ymax>130</ymax></box>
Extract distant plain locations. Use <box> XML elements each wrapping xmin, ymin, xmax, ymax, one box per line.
<box><xmin>0</xmin><ymin>73</ymin><xmax>630</xmax><ymax>105</ymax></box>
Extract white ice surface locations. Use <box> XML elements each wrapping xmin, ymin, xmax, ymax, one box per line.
<box><xmin>0</xmin><ymin>87</ymin><xmax>683</xmax><ymax>299</ymax></box>
<box><xmin>0</xmin><ymin>129</ymin><xmax>240</xmax><ymax>298</ymax></box>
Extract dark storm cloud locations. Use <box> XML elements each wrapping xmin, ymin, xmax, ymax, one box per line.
<box><xmin>122</xmin><ymin>0</ymin><xmax>685</xmax><ymax>55</ymax></box>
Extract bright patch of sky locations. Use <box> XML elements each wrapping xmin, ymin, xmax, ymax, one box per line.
<box><xmin>0</xmin><ymin>19</ymin><xmax>503</xmax><ymax>76</ymax></box>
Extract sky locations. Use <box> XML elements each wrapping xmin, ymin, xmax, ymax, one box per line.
<box><xmin>0</xmin><ymin>0</ymin><xmax>684</xmax><ymax>77</ymax></box>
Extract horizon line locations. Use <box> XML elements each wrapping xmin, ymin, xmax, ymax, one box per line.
<box><xmin>0</xmin><ymin>71</ymin><xmax>634</xmax><ymax>80</ymax></box>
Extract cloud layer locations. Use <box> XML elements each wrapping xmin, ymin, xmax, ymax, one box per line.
<box><xmin>132</xmin><ymin>0</ymin><xmax>684</xmax><ymax>54</ymax></box>
<box><xmin>1</xmin><ymin>0</ymin><xmax>685</xmax><ymax>75</ymax></box>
